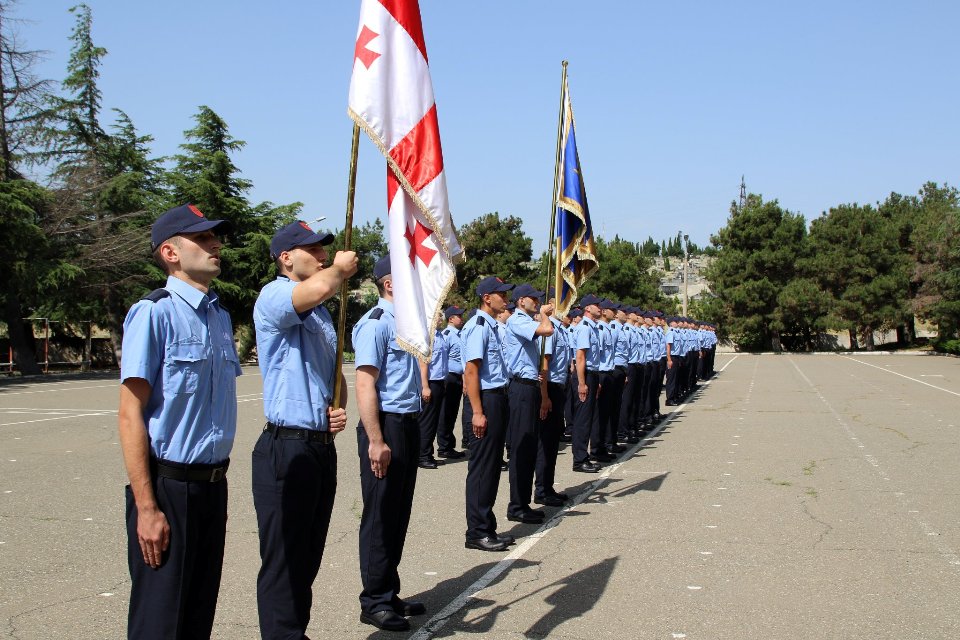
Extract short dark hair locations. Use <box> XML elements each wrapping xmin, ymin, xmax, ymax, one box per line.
<box><xmin>375</xmin><ymin>274</ymin><xmax>390</xmax><ymax>296</ymax></box>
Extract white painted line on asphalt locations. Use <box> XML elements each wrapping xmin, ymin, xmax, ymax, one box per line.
<box><xmin>841</xmin><ymin>356</ymin><xmax>960</xmax><ymax>397</ymax></box>
<box><xmin>410</xmin><ymin>356</ymin><xmax>743</xmax><ymax>639</ymax></box>
<box><xmin>687</xmin><ymin>585</ymin><xmax>702</xmax><ymax>590</ymax></box>
<box><xmin>0</xmin><ymin>411</ymin><xmax>118</xmax><ymax>427</ymax></box>
<box><xmin>0</xmin><ymin>383</ymin><xmax>118</xmax><ymax>397</ymax></box>
<box><xmin>790</xmin><ymin>356</ymin><xmax>960</xmax><ymax>570</ymax></box>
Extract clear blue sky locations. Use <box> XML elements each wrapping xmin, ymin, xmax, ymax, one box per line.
<box><xmin>16</xmin><ymin>0</ymin><xmax>960</xmax><ymax>254</ymax></box>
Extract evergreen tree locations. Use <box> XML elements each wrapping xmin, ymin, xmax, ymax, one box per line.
<box><xmin>164</xmin><ymin>105</ymin><xmax>298</xmax><ymax>350</ymax></box>
<box><xmin>704</xmin><ymin>194</ymin><xmax>807</xmax><ymax>350</ymax></box>
<box><xmin>40</xmin><ymin>5</ymin><xmax>162</xmax><ymax>363</ymax></box>
<box><xmin>0</xmin><ymin>1</ymin><xmax>56</xmax><ymax>374</ymax></box>
<box><xmin>908</xmin><ymin>182</ymin><xmax>960</xmax><ymax>339</ymax></box>
<box><xmin>578</xmin><ymin>235</ymin><xmax>664</xmax><ymax>307</ymax></box>
<box><xmin>807</xmin><ymin>203</ymin><xmax>909</xmax><ymax>349</ymax></box>
<box><xmin>455</xmin><ymin>212</ymin><xmax>536</xmax><ymax>298</ymax></box>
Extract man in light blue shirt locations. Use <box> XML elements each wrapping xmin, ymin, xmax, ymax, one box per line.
<box><xmin>571</xmin><ymin>294</ymin><xmax>604</xmax><ymax>473</ymax></box>
<box><xmin>251</xmin><ymin>220</ymin><xmax>357</xmax><ymax>640</ymax></box>
<box><xmin>353</xmin><ymin>255</ymin><xmax>424</xmax><ymax>632</ymax></box>
<box><xmin>504</xmin><ymin>283</ymin><xmax>554</xmax><ymax>524</ymax></box>
<box><xmin>595</xmin><ymin>300</ymin><xmax>621</xmax><ymax>461</ymax></box>
<box><xmin>437</xmin><ymin>306</ymin><xmax>467</xmax><ymax>458</ymax></box>
<box><xmin>535</xmin><ymin>290</ymin><xmax>571</xmax><ymax>506</ymax></box>
<box><xmin>417</xmin><ymin>322</ymin><xmax>448</xmax><ymax>469</ymax></box>
<box><xmin>461</xmin><ymin>276</ymin><xmax>516</xmax><ymax>552</ymax></box>
<box><xmin>118</xmin><ymin>204</ymin><xmax>241</xmax><ymax>640</ymax></box>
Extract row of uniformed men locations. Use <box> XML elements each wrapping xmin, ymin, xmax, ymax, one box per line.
<box><xmin>411</xmin><ymin>285</ymin><xmax>719</xmax><ymax>556</ymax></box>
<box><xmin>117</xmin><ymin>205</ymin><xmax>720</xmax><ymax>638</ymax></box>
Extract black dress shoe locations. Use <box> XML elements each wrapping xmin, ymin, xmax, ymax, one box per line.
<box><xmin>496</xmin><ymin>533</ymin><xmax>515</xmax><ymax>545</ymax></box>
<box><xmin>609</xmin><ymin>444</ymin><xmax>627</xmax><ymax>453</ymax></box>
<box><xmin>465</xmin><ymin>536</ymin><xmax>509</xmax><ymax>551</ymax></box>
<box><xmin>418</xmin><ymin>459</ymin><xmax>439</xmax><ymax>469</ymax></box>
<box><xmin>591</xmin><ymin>452</ymin><xmax>616</xmax><ymax>462</ymax></box>
<box><xmin>551</xmin><ymin>491</ymin><xmax>569</xmax><ymax>501</ymax></box>
<box><xmin>573</xmin><ymin>462</ymin><xmax>600</xmax><ymax>473</ymax></box>
<box><xmin>534</xmin><ymin>494</ymin><xmax>566</xmax><ymax>507</ymax></box>
<box><xmin>559</xmin><ymin>433</ymin><xmax>573</xmax><ymax>442</ymax></box>
<box><xmin>665</xmin><ymin>400</ymin><xmax>676</xmax><ymax>406</ymax></box>
<box><xmin>500</xmin><ymin>460</ymin><xmax>508</xmax><ymax>471</ymax></box>
<box><xmin>360</xmin><ymin>609</ymin><xmax>410</xmax><ymax>631</ymax></box>
<box><xmin>393</xmin><ymin>598</ymin><xmax>426</xmax><ymax>616</ymax></box>
<box><xmin>507</xmin><ymin>509</ymin><xmax>545</xmax><ymax>524</ymax></box>
<box><xmin>437</xmin><ymin>449</ymin><xmax>465</xmax><ymax>459</ymax></box>
<box><xmin>627</xmin><ymin>434</ymin><xmax>641</xmax><ymax>444</ymax></box>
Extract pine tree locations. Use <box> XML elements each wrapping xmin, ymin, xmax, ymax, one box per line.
<box><xmin>0</xmin><ymin>0</ymin><xmax>56</xmax><ymax>374</ymax></box>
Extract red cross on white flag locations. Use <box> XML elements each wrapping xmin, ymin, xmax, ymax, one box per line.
<box><xmin>348</xmin><ymin>0</ymin><xmax>464</xmax><ymax>362</ymax></box>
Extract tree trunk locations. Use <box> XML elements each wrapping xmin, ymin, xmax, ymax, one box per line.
<box><xmin>848</xmin><ymin>328</ymin><xmax>859</xmax><ymax>351</ymax></box>
<box><xmin>4</xmin><ymin>296</ymin><xmax>41</xmax><ymax>375</ymax></box>
<box><xmin>864</xmin><ymin>327</ymin><xmax>875</xmax><ymax>351</ymax></box>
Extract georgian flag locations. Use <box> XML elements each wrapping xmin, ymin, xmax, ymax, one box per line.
<box><xmin>348</xmin><ymin>0</ymin><xmax>464</xmax><ymax>361</ymax></box>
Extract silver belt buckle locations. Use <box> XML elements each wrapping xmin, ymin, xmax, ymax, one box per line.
<box><xmin>209</xmin><ymin>467</ymin><xmax>225</xmax><ymax>482</ymax></box>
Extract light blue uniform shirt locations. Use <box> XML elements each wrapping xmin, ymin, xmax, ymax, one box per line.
<box><xmin>665</xmin><ymin>327</ymin><xmax>676</xmax><ymax>358</ymax></box>
<box><xmin>461</xmin><ymin>309</ymin><xmax>509</xmax><ymax>389</ymax></box>
<box><xmin>655</xmin><ymin>326</ymin><xmax>667</xmax><ymax>359</ymax></box>
<box><xmin>598</xmin><ymin>322</ymin><xmax>615</xmax><ymax>371</ymax></box>
<box><xmin>352</xmin><ymin>299</ymin><xmax>421</xmax><ymax>414</ymax></box>
<box><xmin>574</xmin><ymin>317</ymin><xmax>601</xmax><ymax>371</ymax></box>
<box><xmin>628</xmin><ymin>323</ymin><xmax>642</xmax><ymax>364</ymax></box>
<box><xmin>427</xmin><ymin>329</ymin><xmax>448</xmax><ymax>381</ymax></box>
<box><xmin>254</xmin><ymin>276</ymin><xmax>337</xmax><ymax>431</ymax></box>
<box><xmin>613</xmin><ymin>321</ymin><xmax>631</xmax><ymax>367</ymax></box>
<box><xmin>542</xmin><ymin>316</ymin><xmax>570</xmax><ymax>384</ymax></box>
<box><xmin>120</xmin><ymin>275</ymin><xmax>241</xmax><ymax>464</ymax></box>
<box><xmin>441</xmin><ymin>324</ymin><xmax>463</xmax><ymax>375</ymax></box>
<box><xmin>505</xmin><ymin>310</ymin><xmax>541</xmax><ymax>381</ymax></box>
<box><xmin>637</xmin><ymin>325</ymin><xmax>651</xmax><ymax>363</ymax></box>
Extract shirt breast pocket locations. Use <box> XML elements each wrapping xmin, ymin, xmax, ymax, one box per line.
<box><xmin>164</xmin><ymin>344</ymin><xmax>206</xmax><ymax>394</ymax></box>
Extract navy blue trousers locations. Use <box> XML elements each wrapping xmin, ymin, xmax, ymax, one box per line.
<box><xmin>463</xmin><ymin>388</ymin><xmax>508</xmax><ymax>539</ymax></box>
<box><xmin>357</xmin><ymin>412</ymin><xmax>419</xmax><ymax>614</ymax></box>
<box><xmin>252</xmin><ymin>429</ymin><xmax>337</xmax><ymax>640</ymax></box>
<box><xmin>418</xmin><ymin>379</ymin><xmax>446</xmax><ymax>461</ymax></box>
<box><xmin>126</xmin><ymin>471</ymin><xmax>227</xmax><ymax>640</ymax></box>
<box><xmin>535</xmin><ymin>382</ymin><xmax>566</xmax><ymax>499</ymax></box>
<box><xmin>507</xmin><ymin>380</ymin><xmax>541</xmax><ymax>517</ymax></box>
<box><xmin>438</xmin><ymin>372</ymin><xmax>464</xmax><ymax>452</ymax></box>
<box><xmin>572</xmin><ymin>371</ymin><xmax>600</xmax><ymax>465</ymax></box>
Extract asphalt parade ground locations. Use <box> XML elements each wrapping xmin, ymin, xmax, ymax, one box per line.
<box><xmin>1</xmin><ymin>353</ymin><xmax>959</xmax><ymax>639</ymax></box>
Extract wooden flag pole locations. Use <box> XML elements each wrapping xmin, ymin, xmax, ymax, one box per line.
<box><xmin>334</xmin><ymin>123</ymin><xmax>361</xmax><ymax>410</ymax></box>
<box><xmin>540</xmin><ymin>60</ymin><xmax>569</xmax><ymax>363</ymax></box>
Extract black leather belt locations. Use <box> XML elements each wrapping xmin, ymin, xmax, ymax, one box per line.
<box><xmin>266</xmin><ymin>422</ymin><xmax>335</xmax><ymax>444</ymax></box>
<box><xmin>153</xmin><ymin>458</ymin><xmax>229</xmax><ymax>483</ymax></box>
<box><xmin>510</xmin><ymin>377</ymin><xmax>539</xmax><ymax>387</ymax></box>
<box><xmin>482</xmin><ymin>385</ymin><xmax>508</xmax><ymax>396</ymax></box>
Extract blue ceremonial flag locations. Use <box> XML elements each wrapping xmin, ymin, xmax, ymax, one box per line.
<box><xmin>554</xmin><ymin>73</ymin><xmax>598</xmax><ymax>318</ymax></box>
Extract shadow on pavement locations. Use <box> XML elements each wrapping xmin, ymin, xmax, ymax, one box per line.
<box><xmin>406</xmin><ymin>556</ymin><xmax>618</xmax><ymax>638</ymax></box>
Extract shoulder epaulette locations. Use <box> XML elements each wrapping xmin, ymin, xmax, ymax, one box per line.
<box><xmin>370</xmin><ymin>308</ymin><xmax>384</xmax><ymax>320</ymax></box>
<box><xmin>476</xmin><ymin>315</ymin><xmax>486</xmax><ymax>326</ymax></box>
<box><xmin>141</xmin><ymin>288</ymin><xmax>170</xmax><ymax>303</ymax></box>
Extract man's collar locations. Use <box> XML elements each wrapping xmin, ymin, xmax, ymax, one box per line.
<box><xmin>166</xmin><ymin>275</ymin><xmax>209</xmax><ymax>310</ymax></box>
